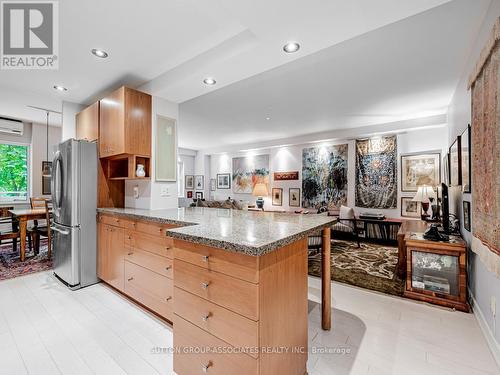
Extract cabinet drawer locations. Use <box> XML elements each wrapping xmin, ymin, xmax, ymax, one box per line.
<box><xmin>174</xmin><ymin>315</ymin><xmax>258</xmax><ymax>375</ymax></box>
<box><xmin>174</xmin><ymin>287</ymin><xmax>258</xmax><ymax>357</ymax></box>
<box><xmin>174</xmin><ymin>240</ymin><xmax>259</xmax><ymax>283</ymax></box>
<box><xmin>174</xmin><ymin>260</ymin><xmax>259</xmax><ymax>321</ymax></box>
<box><xmin>127</xmin><ymin>231</ymin><xmax>174</xmax><ymax>259</ymax></box>
<box><xmin>125</xmin><ymin>248</ymin><xmax>173</xmax><ymax>279</ymax></box>
<box><xmin>135</xmin><ymin>221</ymin><xmax>177</xmax><ymax>236</ymax></box>
<box><xmin>124</xmin><ymin>261</ymin><xmax>173</xmax><ymax>320</ymax></box>
<box><xmin>99</xmin><ymin>214</ymin><xmax>135</xmax><ymax>229</ymax></box>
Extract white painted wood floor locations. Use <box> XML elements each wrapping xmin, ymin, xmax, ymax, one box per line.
<box><xmin>0</xmin><ymin>271</ymin><xmax>497</xmax><ymax>375</ymax></box>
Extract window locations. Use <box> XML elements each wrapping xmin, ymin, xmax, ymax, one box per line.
<box><xmin>177</xmin><ymin>160</ymin><xmax>184</xmax><ymax>198</ymax></box>
<box><xmin>0</xmin><ymin>143</ymin><xmax>29</xmax><ymax>202</ymax></box>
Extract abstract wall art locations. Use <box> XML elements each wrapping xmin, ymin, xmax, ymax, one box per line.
<box><xmin>232</xmin><ymin>155</ymin><xmax>270</xmax><ymax>194</ymax></box>
<box><xmin>302</xmin><ymin>144</ymin><xmax>348</xmax><ymax>209</ymax></box>
<box><xmin>355</xmin><ymin>136</ymin><xmax>397</xmax><ymax>209</ymax></box>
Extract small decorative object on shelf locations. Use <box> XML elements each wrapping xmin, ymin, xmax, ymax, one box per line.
<box><xmin>136</xmin><ymin>164</ymin><xmax>146</xmax><ymax>178</ymax></box>
<box><xmin>404</xmin><ymin>232</ymin><xmax>468</xmax><ymax>312</ymax></box>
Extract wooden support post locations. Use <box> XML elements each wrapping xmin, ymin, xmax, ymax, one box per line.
<box><xmin>321</xmin><ymin>227</ymin><xmax>331</xmax><ymax>330</ymax></box>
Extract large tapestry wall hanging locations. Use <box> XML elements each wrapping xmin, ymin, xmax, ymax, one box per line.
<box><xmin>469</xmin><ymin>18</ymin><xmax>499</xmax><ymax>260</ymax></box>
<box><xmin>302</xmin><ymin>144</ymin><xmax>348</xmax><ymax>209</ymax></box>
<box><xmin>355</xmin><ymin>136</ymin><xmax>397</xmax><ymax>209</ymax></box>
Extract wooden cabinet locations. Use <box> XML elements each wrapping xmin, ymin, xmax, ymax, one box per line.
<box><xmin>97</xmin><ymin>221</ymin><xmax>125</xmax><ymax>291</ymax></box>
<box><xmin>99</xmin><ymin>86</ymin><xmax>152</xmax><ymax>158</ymax></box>
<box><xmin>97</xmin><ymin>213</ymin><xmax>175</xmax><ymax>321</ymax></box>
<box><xmin>173</xmin><ymin>238</ymin><xmax>309</xmax><ymax>375</ymax></box>
<box><xmin>404</xmin><ymin>233</ymin><xmax>469</xmax><ymax>312</ymax></box>
<box><xmin>76</xmin><ymin>101</ymin><xmax>99</xmax><ymax>141</ymax></box>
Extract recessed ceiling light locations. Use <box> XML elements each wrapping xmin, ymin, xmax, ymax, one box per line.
<box><xmin>91</xmin><ymin>48</ymin><xmax>108</xmax><ymax>58</ymax></box>
<box><xmin>203</xmin><ymin>77</ymin><xmax>216</xmax><ymax>85</ymax></box>
<box><xmin>283</xmin><ymin>41</ymin><xmax>300</xmax><ymax>53</ymax></box>
<box><xmin>265</xmin><ymin>117</ymin><xmax>271</xmax><ymax>121</ymax></box>
<box><xmin>53</xmin><ymin>85</ymin><xmax>67</xmax><ymax>92</ymax></box>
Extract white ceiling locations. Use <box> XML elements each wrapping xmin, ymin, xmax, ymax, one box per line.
<box><xmin>179</xmin><ymin>0</ymin><xmax>492</xmax><ymax>151</ymax></box>
<box><xmin>0</xmin><ymin>0</ymin><xmax>453</xmax><ymax>124</ymax></box>
<box><xmin>0</xmin><ymin>0</ymin><xmax>491</xmax><ymax>147</ymax></box>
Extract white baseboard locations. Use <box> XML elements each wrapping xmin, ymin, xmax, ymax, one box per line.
<box><xmin>471</xmin><ymin>294</ymin><xmax>500</xmax><ymax>368</ymax></box>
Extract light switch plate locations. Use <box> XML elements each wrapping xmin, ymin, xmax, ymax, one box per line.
<box><xmin>160</xmin><ymin>185</ymin><xmax>169</xmax><ymax>197</ymax></box>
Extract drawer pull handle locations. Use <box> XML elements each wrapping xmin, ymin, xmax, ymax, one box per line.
<box><xmin>201</xmin><ymin>255</ymin><xmax>209</xmax><ymax>262</ymax></box>
<box><xmin>127</xmin><ymin>277</ymin><xmax>134</xmax><ymax>281</ymax></box>
<box><xmin>127</xmin><ymin>236</ymin><xmax>131</xmax><ymax>240</ymax></box>
<box><xmin>201</xmin><ymin>362</ymin><xmax>212</xmax><ymax>373</ymax></box>
<box><xmin>165</xmin><ymin>246</ymin><xmax>172</xmax><ymax>250</ymax></box>
<box><xmin>201</xmin><ymin>282</ymin><xmax>210</xmax><ymax>289</ymax></box>
<box><xmin>202</xmin><ymin>313</ymin><xmax>211</xmax><ymax>322</ymax></box>
<box><xmin>165</xmin><ymin>265</ymin><xmax>172</xmax><ymax>271</ymax></box>
<box><xmin>165</xmin><ymin>296</ymin><xmax>172</xmax><ymax>302</ymax></box>
<box><xmin>128</xmin><ymin>252</ymin><xmax>133</xmax><ymax>256</ymax></box>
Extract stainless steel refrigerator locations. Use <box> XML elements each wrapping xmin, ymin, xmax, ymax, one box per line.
<box><xmin>51</xmin><ymin>139</ymin><xmax>98</xmax><ymax>289</ymax></box>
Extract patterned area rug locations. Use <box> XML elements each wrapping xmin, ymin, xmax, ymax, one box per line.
<box><xmin>0</xmin><ymin>239</ymin><xmax>52</xmax><ymax>281</ymax></box>
<box><xmin>309</xmin><ymin>239</ymin><xmax>404</xmax><ymax>296</ymax></box>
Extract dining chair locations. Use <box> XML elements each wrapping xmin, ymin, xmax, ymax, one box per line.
<box><xmin>0</xmin><ymin>206</ymin><xmax>32</xmax><ymax>253</ymax></box>
<box><xmin>30</xmin><ymin>200</ymin><xmax>52</xmax><ymax>258</ymax></box>
<box><xmin>30</xmin><ymin>197</ymin><xmax>48</xmax><ymax>228</ymax></box>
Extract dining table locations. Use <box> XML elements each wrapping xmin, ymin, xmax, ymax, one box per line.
<box><xmin>9</xmin><ymin>208</ymin><xmax>47</xmax><ymax>262</ymax></box>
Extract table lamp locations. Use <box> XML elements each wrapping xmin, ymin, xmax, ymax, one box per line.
<box><xmin>252</xmin><ymin>183</ymin><xmax>268</xmax><ymax>210</ymax></box>
<box><xmin>412</xmin><ymin>185</ymin><xmax>436</xmax><ymax>220</ymax></box>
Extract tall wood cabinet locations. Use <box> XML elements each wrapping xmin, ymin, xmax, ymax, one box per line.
<box><xmin>76</xmin><ymin>101</ymin><xmax>99</xmax><ymax>141</ymax></box>
<box><xmin>99</xmin><ymin>86</ymin><xmax>152</xmax><ymax>158</ymax></box>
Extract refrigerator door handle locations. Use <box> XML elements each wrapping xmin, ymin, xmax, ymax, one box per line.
<box><xmin>51</xmin><ymin>225</ymin><xmax>70</xmax><ymax>235</ymax></box>
<box><xmin>52</xmin><ymin>151</ymin><xmax>63</xmax><ymax>214</ymax></box>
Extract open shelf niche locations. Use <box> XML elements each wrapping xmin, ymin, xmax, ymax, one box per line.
<box><xmin>105</xmin><ymin>154</ymin><xmax>151</xmax><ymax>180</ymax></box>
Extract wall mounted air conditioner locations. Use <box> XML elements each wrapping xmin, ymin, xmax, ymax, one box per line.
<box><xmin>0</xmin><ymin>117</ymin><xmax>23</xmax><ymax>135</ymax></box>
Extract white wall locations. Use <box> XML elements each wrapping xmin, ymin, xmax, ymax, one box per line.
<box><xmin>210</xmin><ymin>126</ymin><xmax>448</xmax><ymax>214</ymax></box>
<box><xmin>447</xmin><ymin>0</ymin><xmax>500</xmax><ymax>353</ymax></box>
<box><xmin>125</xmin><ymin>96</ymin><xmax>179</xmax><ymax>210</ymax></box>
<box><xmin>61</xmin><ymin>101</ymin><xmax>84</xmax><ymax>141</ymax></box>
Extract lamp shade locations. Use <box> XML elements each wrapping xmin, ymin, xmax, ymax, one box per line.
<box><xmin>412</xmin><ymin>185</ymin><xmax>436</xmax><ymax>203</ymax></box>
<box><xmin>252</xmin><ymin>182</ymin><xmax>269</xmax><ymax>197</ymax></box>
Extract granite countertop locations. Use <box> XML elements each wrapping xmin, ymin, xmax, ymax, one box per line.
<box><xmin>97</xmin><ymin>207</ymin><xmax>336</xmax><ymax>256</ymax></box>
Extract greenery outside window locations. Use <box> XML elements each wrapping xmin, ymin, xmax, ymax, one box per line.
<box><xmin>0</xmin><ymin>143</ymin><xmax>29</xmax><ymax>202</ymax></box>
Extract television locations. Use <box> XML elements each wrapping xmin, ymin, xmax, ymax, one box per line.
<box><xmin>441</xmin><ymin>182</ymin><xmax>450</xmax><ymax>234</ymax></box>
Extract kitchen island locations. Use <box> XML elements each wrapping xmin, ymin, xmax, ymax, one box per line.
<box><xmin>97</xmin><ymin>207</ymin><xmax>335</xmax><ymax>375</ymax></box>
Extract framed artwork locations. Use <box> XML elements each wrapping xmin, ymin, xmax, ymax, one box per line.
<box><xmin>42</xmin><ymin>161</ymin><xmax>52</xmax><ymax>195</ymax></box>
<box><xmin>210</xmin><ymin>178</ymin><xmax>216</xmax><ymax>191</ymax></box>
<box><xmin>401</xmin><ymin>197</ymin><xmax>421</xmax><ymax>218</ymax></box>
<box><xmin>274</xmin><ymin>171</ymin><xmax>299</xmax><ymax>181</ymax></box>
<box><xmin>185</xmin><ymin>175</ymin><xmax>194</xmax><ymax>189</ymax></box>
<box><xmin>443</xmin><ymin>153</ymin><xmax>450</xmax><ymax>186</ymax></box>
<box><xmin>232</xmin><ymin>155</ymin><xmax>270</xmax><ymax>193</ymax></box>
<box><xmin>155</xmin><ymin>116</ymin><xmax>177</xmax><ymax>181</ymax></box>
<box><xmin>272</xmin><ymin>188</ymin><xmax>283</xmax><ymax>206</ymax></box>
<box><xmin>187</xmin><ymin>191</ymin><xmax>193</xmax><ymax>199</ymax></box>
<box><xmin>401</xmin><ymin>152</ymin><xmax>441</xmax><ymax>192</ymax></box>
<box><xmin>289</xmin><ymin>188</ymin><xmax>301</xmax><ymax>207</ymax></box>
<box><xmin>195</xmin><ymin>175</ymin><xmax>204</xmax><ymax>190</ymax></box>
<box><xmin>463</xmin><ymin>201</ymin><xmax>471</xmax><ymax>232</ymax></box>
<box><xmin>217</xmin><ymin>173</ymin><xmax>231</xmax><ymax>189</ymax></box>
<box><xmin>195</xmin><ymin>191</ymin><xmax>204</xmax><ymax>200</ymax></box>
<box><xmin>449</xmin><ymin>136</ymin><xmax>462</xmax><ymax>186</ymax></box>
<box><xmin>461</xmin><ymin>125</ymin><xmax>471</xmax><ymax>193</ymax></box>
